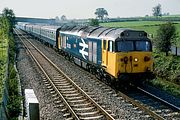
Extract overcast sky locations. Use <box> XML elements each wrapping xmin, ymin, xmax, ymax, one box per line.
<box><xmin>0</xmin><ymin>0</ymin><xmax>180</xmax><ymax>19</ymax></box>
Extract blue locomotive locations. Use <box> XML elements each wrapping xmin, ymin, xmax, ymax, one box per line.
<box><xmin>17</xmin><ymin>23</ymin><xmax>153</xmax><ymax>82</ymax></box>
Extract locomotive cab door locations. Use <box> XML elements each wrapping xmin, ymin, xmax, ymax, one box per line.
<box><xmin>102</xmin><ymin>39</ymin><xmax>108</xmax><ymax>67</ymax></box>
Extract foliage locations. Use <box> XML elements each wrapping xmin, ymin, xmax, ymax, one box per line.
<box><xmin>61</xmin><ymin>15</ymin><xmax>67</xmax><ymax>21</ymax></box>
<box><xmin>2</xmin><ymin>7</ymin><xmax>16</xmax><ymax>32</ymax></box>
<box><xmin>94</xmin><ymin>8</ymin><xmax>108</xmax><ymax>20</ymax></box>
<box><xmin>89</xmin><ymin>18</ymin><xmax>99</xmax><ymax>26</ymax></box>
<box><xmin>7</xmin><ymin>29</ymin><xmax>21</xmax><ymax>119</ymax></box>
<box><xmin>152</xmin><ymin>4</ymin><xmax>162</xmax><ymax>17</ymax></box>
<box><xmin>1</xmin><ymin>7</ymin><xmax>21</xmax><ymax>119</ymax></box>
<box><xmin>7</xmin><ymin>65</ymin><xmax>22</xmax><ymax>118</ymax></box>
<box><xmin>154</xmin><ymin>22</ymin><xmax>178</xmax><ymax>56</ymax></box>
<box><xmin>153</xmin><ymin>51</ymin><xmax>180</xmax><ymax>85</ymax></box>
<box><xmin>7</xmin><ymin>35</ymin><xmax>22</xmax><ymax>119</ymax></box>
<box><xmin>0</xmin><ymin>14</ymin><xmax>10</xmax><ymax>103</ymax></box>
<box><xmin>100</xmin><ymin>21</ymin><xmax>180</xmax><ymax>47</ymax></box>
<box><xmin>150</xmin><ymin>78</ymin><xmax>180</xmax><ymax>97</ymax></box>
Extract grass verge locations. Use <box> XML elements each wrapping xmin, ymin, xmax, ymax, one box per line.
<box><xmin>150</xmin><ymin>77</ymin><xmax>180</xmax><ymax>97</ymax></box>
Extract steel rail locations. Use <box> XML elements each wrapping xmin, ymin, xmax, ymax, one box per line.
<box><xmin>14</xmin><ymin>28</ymin><xmax>115</xmax><ymax>120</ymax></box>
<box><xmin>137</xmin><ymin>86</ymin><xmax>180</xmax><ymax>111</ymax></box>
<box><xmin>117</xmin><ymin>91</ymin><xmax>164</xmax><ymax>120</ymax></box>
<box><xmin>14</xmin><ymin>29</ymin><xmax>80</xmax><ymax>120</ymax></box>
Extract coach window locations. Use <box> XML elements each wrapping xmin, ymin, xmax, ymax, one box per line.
<box><xmin>108</xmin><ymin>41</ymin><xmax>114</xmax><ymax>52</ymax></box>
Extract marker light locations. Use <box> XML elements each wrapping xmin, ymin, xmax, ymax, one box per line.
<box><xmin>134</xmin><ymin>58</ymin><xmax>138</xmax><ymax>62</ymax></box>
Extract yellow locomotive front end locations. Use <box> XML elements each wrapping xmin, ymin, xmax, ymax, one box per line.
<box><xmin>102</xmin><ymin>29</ymin><xmax>153</xmax><ymax>81</ymax></box>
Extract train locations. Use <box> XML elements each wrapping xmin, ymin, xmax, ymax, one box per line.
<box><xmin>16</xmin><ymin>22</ymin><xmax>153</xmax><ymax>84</ymax></box>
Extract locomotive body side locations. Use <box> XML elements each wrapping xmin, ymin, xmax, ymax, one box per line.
<box><xmin>59</xmin><ymin>31</ymin><xmax>102</xmax><ymax>68</ymax></box>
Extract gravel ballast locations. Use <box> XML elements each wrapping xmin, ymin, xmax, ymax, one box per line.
<box><xmin>15</xmin><ymin>36</ymin><xmax>65</xmax><ymax>120</ymax></box>
<box><xmin>22</xmin><ymin>36</ymin><xmax>154</xmax><ymax>119</ymax></box>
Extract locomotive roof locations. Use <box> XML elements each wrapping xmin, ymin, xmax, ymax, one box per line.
<box><xmin>60</xmin><ymin>25</ymin><xmax>148</xmax><ymax>41</ymax></box>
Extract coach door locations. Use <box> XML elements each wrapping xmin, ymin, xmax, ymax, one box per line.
<box><xmin>102</xmin><ymin>39</ymin><xmax>108</xmax><ymax>67</ymax></box>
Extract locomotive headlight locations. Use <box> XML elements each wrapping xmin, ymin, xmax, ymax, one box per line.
<box><xmin>134</xmin><ymin>58</ymin><xmax>138</xmax><ymax>62</ymax></box>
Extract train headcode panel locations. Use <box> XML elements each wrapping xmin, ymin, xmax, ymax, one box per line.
<box><xmin>25</xmin><ymin>89</ymin><xmax>39</xmax><ymax>120</ymax></box>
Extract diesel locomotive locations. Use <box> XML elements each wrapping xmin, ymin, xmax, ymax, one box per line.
<box><xmin>17</xmin><ymin>23</ymin><xmax>153</xmax><ymax>83</ymax></box>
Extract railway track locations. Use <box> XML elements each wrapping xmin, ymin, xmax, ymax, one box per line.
<box><xmin>14</xmin><ymin>28</ymin><xmax>180</xmax><ymax>120</ymax></box>
<box><xmin>121</xmin><ymin>85</ymin><xmax>180</xmax><ymax>120</ymax></box>
<box><xmin>14</xmin><ymin>29</ymin><xmax>115</xmax><ymax>120</ymax></box>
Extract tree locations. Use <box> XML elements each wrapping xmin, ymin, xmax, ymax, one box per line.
<box><xmin>61</xmin><ymin>15</ymin><xmax>67</xmax><ymax>21</ymax></box>
<box><xmin>94</xmin><ymin>8</ymin><xmax>108</xmax><ymax>20</ymax></box>
<box><xmin>152</xmin><ymin>4</ymin><xmax>162</xmax><ymax>17</ymax></box>
<box><xmin>55</xmin><ymin>16</ymin><xmax>60</xmax><ymax>23</ymax></box>
<box><xmin>0</xmin><ymin>17</ymin><xmax>10</xmax><ymax>38</ymax></box>
<box><xmin>2</xmin><ymin>8</ymin><xmax>15</xmax><ymax>31</ymax></box>
<box><xmin>155</xmin><ymin>22</ymin><xmax>178</xmax><ymax>56</ymax></box>
<box><xmin>89</xmin><ymin>18</ymin><xmax>99</xmax><ymax>26</ymax></box>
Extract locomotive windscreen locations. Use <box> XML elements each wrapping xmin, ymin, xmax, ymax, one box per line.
<box><xmin>116</xmin><ymin>40</ymin><xmax>151</xmax><ymax>52</ymax></box>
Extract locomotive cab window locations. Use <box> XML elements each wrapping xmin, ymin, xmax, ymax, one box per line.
<box><xmin>135</xmin><ymin>41</ymin><xmax>151</xmax><ymax>51</ymax></box>
<box><xmin>108</xmin><ymin>41</ymin><xmax>114</xmax><ymax>52</ymax></box>
<box><xmin>116</xmin><ymin>40</ymin><xmax>152</xmax><ymax>52</ymax></box>
<box><xmin>116</xmin><ymin>41</ymin><xmax>134</xmax><ymax>52</ymax></box>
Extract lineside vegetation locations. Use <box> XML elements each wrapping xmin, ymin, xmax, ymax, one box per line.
<box><xmin>101</xmin><ymin>20</ymin><xmax>180</xmax><ymax>97</ymax></box>
<box><xmin>0</xmin><ymin>7</ymin><xmax>22</xmax><ymax>119</ymax></box>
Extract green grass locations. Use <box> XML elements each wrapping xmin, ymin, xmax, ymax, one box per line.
<box><xmin>100</xmin><ymin>21</ymin><xmax>167</xmax><ymax>28</ymax></box>
<box><xmin>100</xmin><ymin>21</ymin><xmax>180</xmax><ymax>47</ymax></box>
<box><xmin>150</xmin><ymin>78</ymin><xmax>180</xmax><ymax>97</ymax></box>
<box><xmin>101</xmin><ymin>21</ymin><xmax>180</xmax><ymax>96</ymax></box>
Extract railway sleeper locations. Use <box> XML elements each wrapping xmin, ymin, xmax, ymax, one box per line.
<box><xmin>63</xmin><ymin>113</ymin><xmax>71</xmax><ymax>118</ymax></box>
<box><xmin>65</xmin><ymin>96</ymin><xmax>83</xmax><ymax>100</ymax></box>
<box><xmin>54</xmin><ymin>100</ymin><xmax>62</xmax><ymax>104</ymax></box>
<box><xmin>67</xmin><ymin>99</ymin><xmax>87</xmax><ymax>103</ymax></box>
<box><xmin>54</xmin><ymin>96</ymin><xmax>61</xmax><ymax>101</ymax></box>
<box><xmin>48</xmin><ymin>88</ymin><xmax>54</xmax><ymax>91</ymax></box>
<box><xmin>50</xmin><ymin>90</ymin><xmax>56</xmax><ymax>94</ymax></box>
<box><xmin>52</xmin><ymin>93</ymin><xmax>58</xmax><ymax>97</ymax></box>
<box><xmin>60</xmin><ymin>90</ymin><xmax>78</xmax><ymax>94</ymax></box>
<box><xmin>79</xmin><ymin>115</ymin><xmax>104</xmax><ymax>120</ymax></box>
<box><xmin>55</xmin><ymin>83</ymin><xmax>71</xmax><ymax>86</ymax></box>
<box><xmin>47</xmin><ymin>85</ymin><xmax>53</xmax><ymax>89</ymax></box>
<box><xmin>77</xmin><ymin>110</ymin><xmax>99</xmax><ymax>116</ymax></box>
<box><xmin>73</xmin><ymin>106</ymin><xmax>95</xmax><ymax>111</ymax></box>
<box><xmin>65</xmin><ymin>117</ymin><xmax>74</xmax><ymax>120</ymax></box>
<box><xmin>59</xmin><ymin>85</ymin><xmax>73</xmax><ymax>89</ymax></box>
<box><xmin>63</xmin><ymin>93</ymin><xmax>80</xmax><ymax>97</ymax></box>
<box><xmin>55</xmin><ymin>103</ymin><xmax>64</xmax><ymax>108</ymax></box>
<box><xmin>60</xmin><ymin>88</ymin><xmax>76</xmax><ymax>91</ymax></box>
<box><xmin>71</xmin><ymin>102</ymin><xmax>91</xmax><ymax>107</ymax></box>
<box><xmin>53</xmin><ymin>78</ymin><xmax>66</xmax><ymax>81</ymax></box>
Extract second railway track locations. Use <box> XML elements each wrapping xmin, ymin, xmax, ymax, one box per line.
<box><xmin>14</xmin><ymin>28</ymin><xmax>180</xmax><ymax>120</ymax></box>
<box><xmin>14</xmin><ymin>29</ymin><xmax>115</xmax><ymax>120</ymax></box>
<box><xmin>123</xmin><ymin>85</ymin><xmax>180</xmax><ymax>119</ymax></box>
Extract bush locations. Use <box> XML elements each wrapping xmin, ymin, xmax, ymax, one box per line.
<box><xmin>154</xmin><ymin>22</ymin><xmax>178</xmax><ymax>56</ymax></box>
<box><xmin>7</xmin><ymin>37</ymin><xmax>22</xmax><ymax>119</ymax></box>
<box><xmin>153</xmin><ymin>51</ymin><xmax>180</xmax><ymax>84</ymax></box>
<box><xmin>89</xmin><ymin>18</ymin><xmax>99</xmax><ymax>26</ymax></box>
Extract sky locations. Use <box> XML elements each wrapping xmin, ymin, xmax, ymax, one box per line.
<box><xmin>0</xmin><ymin>0</ymin><xmax>180</xmax><ymax>19</ymax></box>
